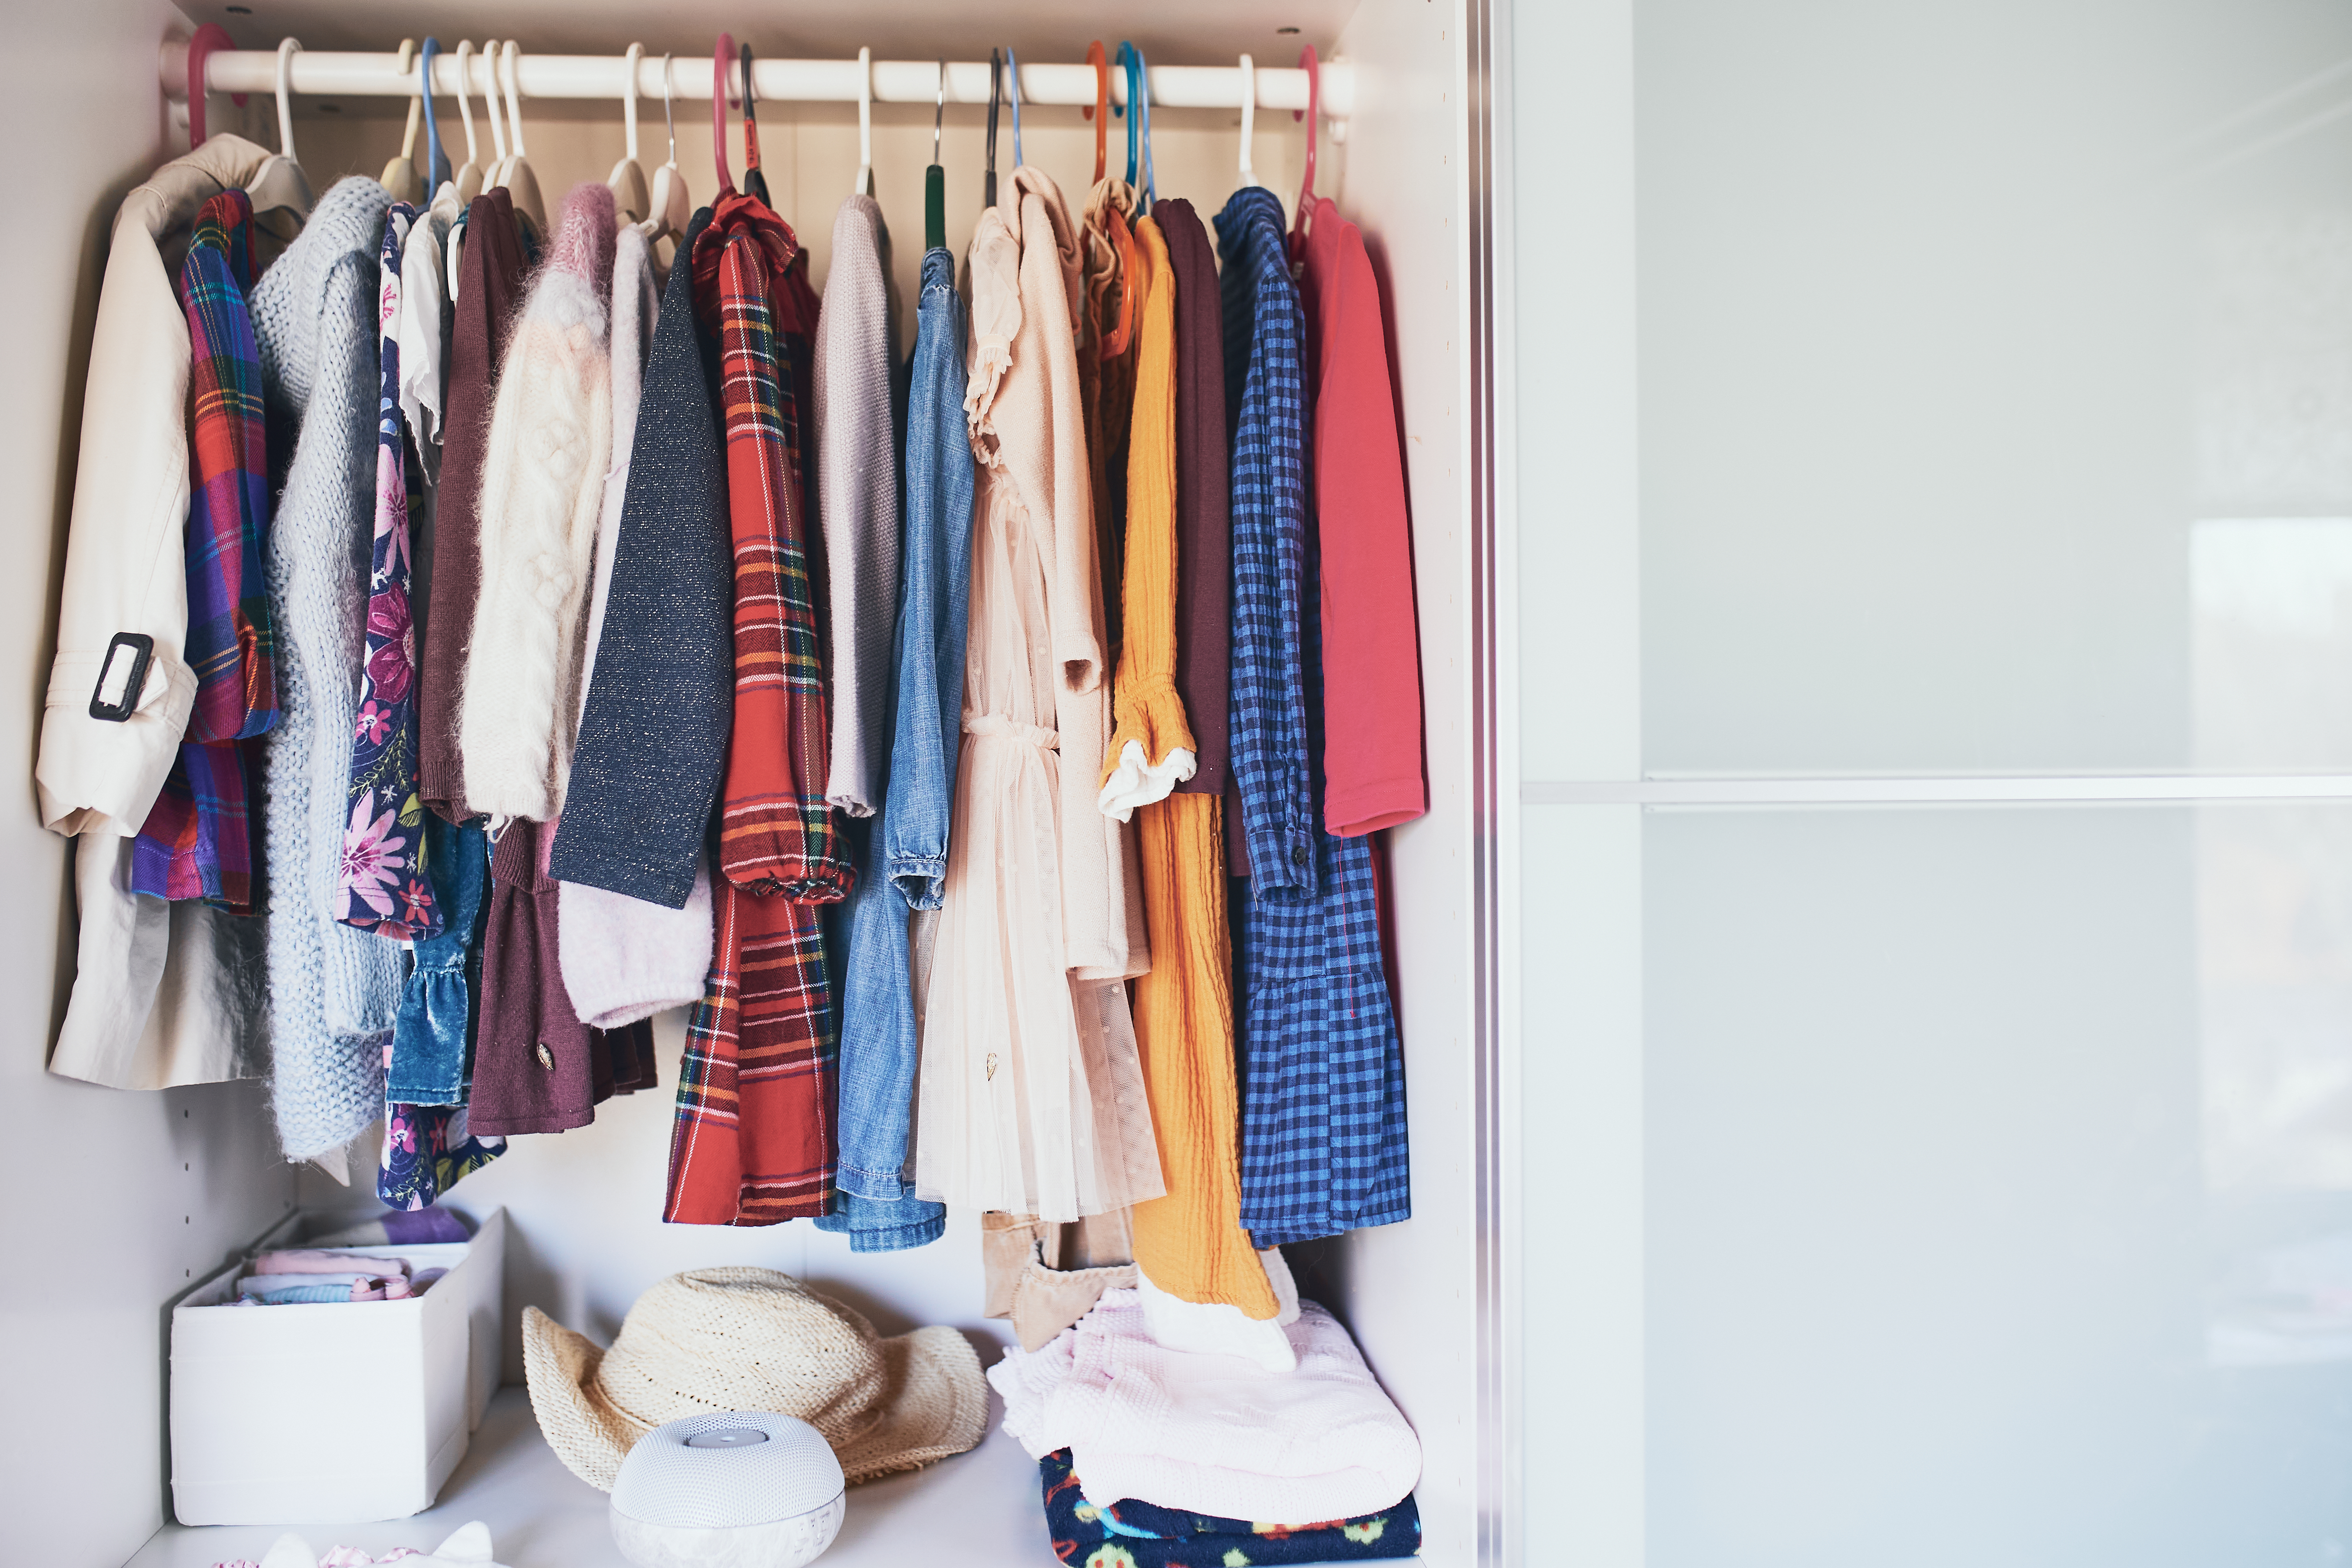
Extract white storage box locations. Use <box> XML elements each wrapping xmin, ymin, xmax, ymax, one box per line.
<box><xmin>169</xmin><ymin>1208</ymin><xmax>506</xmax><ymax>1525</ymax></box>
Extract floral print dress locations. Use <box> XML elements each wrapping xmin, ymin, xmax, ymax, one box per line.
<box><xmin>340</xmin><ymin>203</ymin><xmax>442</xmax><ymax>940</ymax></box>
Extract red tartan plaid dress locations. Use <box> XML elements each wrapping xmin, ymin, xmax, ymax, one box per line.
<box><xmin>666</xmin><ymin>192</ymin><xmax>856</xmax><ymax>1227</ymax></box>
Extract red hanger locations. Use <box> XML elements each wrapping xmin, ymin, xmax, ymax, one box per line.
<box><xmin>1083</xmin><ymin>41</ymin><xmax>1109</xmax><ymax>184</ymax></box>
<box><xmin>1292</xmin><ymin>45</ymin><xmax>1321</xmax><ymax>244</ymax></box>
<box><xmin>711</xmin><ymin>33</ymin><xmax>736</xmax><ymax>195</ymax></box>
<box><xmin>186</xmin><ymin>25</ymin><xmax>248</xmax><ymax>150</ymax></box>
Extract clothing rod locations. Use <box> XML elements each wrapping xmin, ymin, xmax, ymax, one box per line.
<box><xmin>157</xmin><ymin>45</ymin><xmax>1354</xmax><ymax>119</ymax></box>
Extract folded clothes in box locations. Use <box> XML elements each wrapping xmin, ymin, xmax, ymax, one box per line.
<box><xmin>172</xmin><ymin>1209</ymin><xmax>506</xmax><ymax>1524</ymax></box>
<box><xmin>1041</xmin><ymin>1449</ymin><xmax>1419</xmax><ymax>1566</ymax></box>
<box><xmin>232</xmin><ymin>1247</ymin><xmax>451</xmax><ymax>1305</ymax></box>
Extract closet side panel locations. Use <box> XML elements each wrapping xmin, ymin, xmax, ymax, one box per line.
<box><xmin>1</xmin><ymin>8</ymin><xmax>299</xmax><ymax>1562</ymax></box>
<box><xmin>1322</xmin><ymin>0</ymin><xmax>1483</xmax><ymax>1563</ymax></box>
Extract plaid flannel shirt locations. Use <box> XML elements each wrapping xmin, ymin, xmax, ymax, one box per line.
<box><xmin>133</xmin><ymin>188</ymin><xmax>278</xmax><ymax>911</ymax></box>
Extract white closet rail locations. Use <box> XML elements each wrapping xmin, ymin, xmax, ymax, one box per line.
<box><xmin>158</xmin><ymin>44</ymin><xmax>1354</xmax><ymax>119</ymax></box>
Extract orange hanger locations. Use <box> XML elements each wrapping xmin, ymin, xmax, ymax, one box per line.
<box><xmin>1083</xmin><ymin>41</ymin><xmax>1109</xmax><ymax>184</ymax></box>
<box><xmin>711</xmin><ymin>33</ymin><xmax>736</xmax><ymax>194</ymax></box>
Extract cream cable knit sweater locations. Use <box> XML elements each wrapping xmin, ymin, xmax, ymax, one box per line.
<box><xmin>459</xmin><ymin>183</ymin><xmax>617</xmax><ymax>824</ymax></box>
<box><xmin>253</xmin><ymin>176</ymin><xmax>408</xmax><ymax>1158</ymax></box>
<box><xmin>557</xmin><ymin>226</ymin><xmax>714</xmax><ymax>1029</ymax></box>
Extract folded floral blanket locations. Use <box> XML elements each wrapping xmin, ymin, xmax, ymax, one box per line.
<box><xmin>1041</xmin><ymin>1449</ymin><xmax>1419</xmax><ymax>1567</ymax></box>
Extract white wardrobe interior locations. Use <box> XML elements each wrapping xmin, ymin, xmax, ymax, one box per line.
<box><xmin>1</xmin><ymin>2</ymin><xmax>1484</xmax><ymax>1564</ymax></box>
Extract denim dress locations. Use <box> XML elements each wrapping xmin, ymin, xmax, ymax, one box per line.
<box><xmin>816</xmin><ymin>243</ymin><xmax>974</xmax><ymax>1252</ymax></box>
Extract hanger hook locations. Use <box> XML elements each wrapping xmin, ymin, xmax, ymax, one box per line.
<box><xmin>1116</xmin><ymin>41</ymin><xmax>1137</xmax><ymax>184</ymax></box>
<box><xmin>741</xmin><ymin>42</ymin><xmax>762</xmax><ymax>178</ymax></box>
<box><xmin>1006</xmin><ymin>48</ymin><xmax>1023</xmax><ymax>171</ymax></box>
<box><xmin>856</xmin><ymin>46</ymin><xmax>873</xmax><ymax>197</ymax></box>
<box><xmin>934</xmin><ymin>58</ymin><xmax>945</xmax><ymax>165</ymax></box>
<box><xmin>1130</xmin><ymin>44</ymin><xmax>1153</xmax><ymax>210</ymax></box>
<box><xmin>662</xmin><ymin>52</ymin><xmax>677</xmax><ymax>164</ymax></box>
<box><xmin>480</xmin><ymin>40</ymin><xmax>508</xmax><ymax>165</ymax></box>
<box><xmin>1116</xmin><ymin>42</ymin><xmax>1143</xmax><ymax>192</ymax></box>
<box><xmin>274</xmin><ymin>39</ymin><xmax>303</xmax><ymax>166</ymax></box>
<box><xmin>986</xmin><ymin>47</ymin><xmax>1001</xmax><ymax>208</ymax></box>
<box><xmin>1294</xmin><ymin>45</ymin><xmax>1320</xmax><ymax>225</ymax></box>
<box><xmin>1083</xmin><ymin>42</ymin><xmax>1109</xmax><ymax>184</ymax></box>
<box><xmin>452</xmin><ymin>40</ymin><xmax>479</xmax><ymax>166</ymax></box>
<box><xmin>501</xmin><ymin>40</ymin><xmax>527</xmax><ymax>158</ymax></box>
<box><xmin>711</xmin><ymin>34</ymin><xmax>735</xmax><ymax>193</ymax></box>
<box><xmin>1237</xmin><ymin>54</ymin><xmax>1257</xmax><ymax>186</ymax></box>
<box><xmin>418</xmin><ymin>38</ymin><xmax>450</xmax><ymax>190</ymax></box>
<box><xmin>184</xmin><ymin>24</ymin><xmax>246</xmax><ymax>151</ymax></box>
<box><xmin>621</xmin><ymin>43</ymin><xmax>642</xmax><ymax>164</ymax></box>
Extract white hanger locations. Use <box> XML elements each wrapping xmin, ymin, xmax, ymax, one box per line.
<box><xmin>856</xmin><ymin>46</ymin><xmax>874</xmax><ymax>197</ymax></box>
<box><xmin>380</xmin><ymin>40</ymin><xmax>423</xmax><ymax>202</ymax></box>
<box><xmin>1238</xmin><ymin>53</ymin><xmax>1258</xmax><ymax>187</ymax></box>
<box><xmin>249</xmin><ymin>38</ymin><xmax>315</xmax><ymax>219</ymax></box>
<box><xmin>638</xmin><ymin>53</ymin><xmax>689</xmax><ymax>247</ymax></box>
<box><xmin>500</xmin><ymin>40</ymin><xmax>547</xmax><ymax>235</ymax></box>
<box><xmin>608</xmin><ymin>43</ymin><xmax>652</xmax><ymax>224</ymax></box>
<box><xmin>450</xmin><ymin>40</ymin><xmax>484</xmax><ymax>203</ymax></box>
<box><xmin>481</xmin><ymin>40</ymin><xmax>510</xmax><ymax>189</ymax></box>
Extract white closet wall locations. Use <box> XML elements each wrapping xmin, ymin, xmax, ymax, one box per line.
<box><xmin>0</xmin><ymin>6</ymin><xmax>301</xmax><ymax>1566</ymax></box>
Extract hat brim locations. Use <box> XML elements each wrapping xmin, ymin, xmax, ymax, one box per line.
<box><xmin>521</xmin><ymin>1305</ymin><xmax>649</xmax><ymax>1492</ymax></box>
<box><xmin>834</xmin><ymin>1324</ymin><xmax>991</xmax><ymax>1484</ymax></box>
<box><xmin>523</xmin><ymin>1305</ymin><xmax>989</xmax><ymax>1491</ymax></box>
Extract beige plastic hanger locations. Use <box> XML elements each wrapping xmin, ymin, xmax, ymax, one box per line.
<box><xmin>499</xmin><ymin>41</ymin><xmax>547</xmax><ymax>235</ymax></box>
<box><xmin>449</xmin><ymin>40</ymin><xmax>484</xmax><ymax>203</ymax></box>
<box><xmin>379</xmin><ymin>40</ymin><xmax>424</xmax><ymax>202</ymax></box>
<box><xmin>638</xmin><ymin>53</ymin><xmax>690</xmax><ymax>247</ymax></box>
<box><xmin>607</xmin><ymin>43</ymin><xmax>652</xmax><ymax>224</ymax></box>
<box><xmin>248</xmin><ymin>38</ymin><xmax>316</xmax><ymax>219</ymax></box>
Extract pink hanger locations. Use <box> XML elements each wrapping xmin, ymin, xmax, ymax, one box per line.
<box><xmin>1292</xmin><ymin>44</ymin><xmax>1321</xmax><ymax>242</ymax></box>
<box><xmin>710</xmin><ymin>33</ymin><xmax>736</xmax><ymax>194</ymax></box>
<box><xmin>186</xmin><ymin>25</ymin><xmax>248</xmax><ymax>149</ymax></box>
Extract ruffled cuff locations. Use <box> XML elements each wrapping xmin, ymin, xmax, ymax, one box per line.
<box><xmin>1097</xmin><ymin>739</ymin><xmax>1197</xmax><ymax>822</ymax></box>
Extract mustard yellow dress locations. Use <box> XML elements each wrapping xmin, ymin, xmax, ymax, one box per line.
<box><xmin>1099</xmin><ymin>215</ymin><xmax>1279</xmax><ymax>1319</ymax></box>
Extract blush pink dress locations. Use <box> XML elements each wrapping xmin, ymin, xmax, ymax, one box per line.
<box><xmin>914</xmin><ymin>166</ymin><xmax>1162</xmax><ymax>1223</ymax></box>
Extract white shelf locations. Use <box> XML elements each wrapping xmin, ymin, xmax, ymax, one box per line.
<box><xmin>128</xmin><ymin>1385</ymin><xmax>1054</xmax><ymax>1568</ymax></box>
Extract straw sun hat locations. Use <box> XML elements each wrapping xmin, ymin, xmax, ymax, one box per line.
<box><xmin>524</xmin><ymin>1267</ymin><xmax>989</xmax><ymax>1491</ymax></box>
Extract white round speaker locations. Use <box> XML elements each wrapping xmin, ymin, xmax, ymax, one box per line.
<box><xmin>608</xmin><ymin>1411</ymin><xmax>847</xmax><ymax>1568</ymax></box>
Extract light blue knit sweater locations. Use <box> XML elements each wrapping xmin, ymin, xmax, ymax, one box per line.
<box><xmin>253</xmin><ymin>176</ymin><xmax>408</xmax><ymax>1159</ymax></box>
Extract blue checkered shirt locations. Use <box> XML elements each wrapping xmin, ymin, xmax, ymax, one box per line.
<box><xmin>1217</xmin><ymin>187</ymin><xmax>1411</xmax><ymax>1248</ymax></box>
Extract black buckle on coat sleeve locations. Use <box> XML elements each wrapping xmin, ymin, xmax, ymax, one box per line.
<box><xmin>87</xmin><ymin>632</ymin><xmax>156</xmax><ymax>723</ymax></box>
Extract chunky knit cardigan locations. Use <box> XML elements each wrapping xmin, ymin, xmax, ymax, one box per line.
<box><xmin>459</xmin><ymin>183</ymin><xmax>618</xmax><ymax>824</ymax></box>
<box><xmin>252</xmin><ymin>176</ymin><xmax>408</xmax><ymax>1158</ymax></box>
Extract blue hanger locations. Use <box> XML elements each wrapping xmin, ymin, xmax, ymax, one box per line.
<box><xmin>1116</xmin><ymin>41</ymin><xmax>1140</xmax><ymax>187</ymax></box>
<box><xmin>420</xmin><ymin>38</ymin><xmax>450</xmax><ymax>191</ymax></box>
<box><xmin>1123</xmin><ymin>43</ymin><xmax>1154</xmax><ymax>210</ymax></box>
